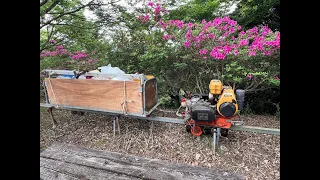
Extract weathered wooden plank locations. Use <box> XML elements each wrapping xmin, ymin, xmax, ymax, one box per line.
<box><xmin>45</xmin><ymin>78</ymin><xmax>143</xmax><ymax>114</ymax></box>
<box><xmin>40</xmin><ymin>143</ymin><xmax>245</xmax><ymax>180</ymax></box>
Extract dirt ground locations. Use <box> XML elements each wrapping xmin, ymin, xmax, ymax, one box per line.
<box><xmin>40</xmin><ymin>108</ymin><xmax>280</xmax><ymax>180</ymax></box>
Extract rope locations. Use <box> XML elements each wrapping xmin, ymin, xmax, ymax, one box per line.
<box><xmin>122</xmin><ymin>81</ymin><xmax>127</xmax><ymax>115</ymax></box>
<box><xmin>121</xmin><ymin>80</ymin><xmax>134</xmax><ymax>115</ymax></box>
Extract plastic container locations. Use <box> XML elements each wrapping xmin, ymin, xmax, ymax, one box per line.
<box><xmin>209</xmin><ymin>80</ymin><xmax>222</xmax><ymax>95</ymax></box>
<box><xmin>235</xmin><ymin>89</ymin><xmax>245</xmax><ymax>110</ymax></box>
<box><xmin>98</xmin><ymin>64</ymin><xmax>125</xmax><ymax>74</ymax></box>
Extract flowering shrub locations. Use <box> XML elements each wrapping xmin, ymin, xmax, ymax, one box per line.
<box><xmin>40</xmin><ymin>41</ymin><xmax>99</xmax><ymax>71</ymax></box>
<box><xmin>136</xmin><ymin>2</ymin><xmax>280</xmax><ymax>89</ymax></box>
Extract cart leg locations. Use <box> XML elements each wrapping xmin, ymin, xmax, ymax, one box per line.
<box><xmin>47</xmin><ymin>107</ymin><xmax>58</xmax><ymax>129</ymax></box>
<box><xmin>113</xmin><ymin>117</ymin><xmax>116</xmax><ymax>138</ymax></box>
<box><xmin>116</xmin><ymin>116</ymin><xmax>120</xmax><ymax>135</ymax></box>
<box><xmin>213</xmin><ymin>128</ymin><xmax>217</xmax><ymax>155</ymax></box>
<box><xmin>217</xmin><ymin>128</ymin><xmax>221</xmax><ymax>147</ymax></box>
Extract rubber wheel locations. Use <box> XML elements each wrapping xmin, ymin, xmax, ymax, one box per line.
<box><xmin>191</xmin><ymin>126</ymin><xmax>203</xmax><ymax>136</ymax></box>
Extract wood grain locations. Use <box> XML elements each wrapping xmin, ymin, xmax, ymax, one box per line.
<box><xmin>45</xmin><ymin>78</ymin><xmax>143</xmax><ymax>114</ymax></box>
<box><xmin>40</xmin><ymin>143</ymin><xmax>245</xmax><ymax>180</ymax></box>
<box><xmin>144</xmin><ymin>78</ymin><xmax>157</xmax><ymax>111</ymax></box>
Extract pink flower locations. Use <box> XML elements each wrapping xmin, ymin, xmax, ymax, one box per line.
<box><xmin>184</xmin><ymin>41</ymin><xmax>191</xmax><ymax>48</ymax></box>
<box><xmin>276</xmin><ymin>32</ymin><xmax>280</xmax><ymax>40</ymax></box>
<box><xmin>223</xmin><ymin>16</ymin><xmax>230</xmax><ymax>22</ymax></box>
<box><xmin>228</xmin><ymin>20</ymin><xmax>237</xmax><ymax>26</ymax></box>
<box><xmin>154</xmin><ymin>5</ymin><xmax>161</xmax><ymax>15</ymax></box>
<box><xmin>210</xmin><ymin>47</ymin><xmax>226</xmax><ymax>60</ymax></box>
<box><xmin>194</xmin><ymin>37</ymin><xmax>201</xmax><ymax>43</ymax></box>
<box><xmin>239</xmin><ymin>39</ymin><xmax>249</xmax><ymax>46</ymax></box>
<box><xmin>196</xmin><ymin>44</ymin><xmax>201</xmax><ymax>48</ymax></box>
<box><xmin>222</xmin><ymin>32</ymin><xmax>229</xmax><ymax>37</ymax></box>
<box><xmin>177</xmin><ymin>21</ymin><xmax>184</xmax><ymax>28</ymax></box>
<box><xmin>164</xmin><ymin>10</ymin><xmax>168</xmax><ymax>14</ymax></box>
<box><xmin>199</xmin><ymin>49</ymin><xmax>208</xmax><ymax>55</ymax></box>
<box><xmin>223</xmin><ymin>25</ymin><xmax>228</xmax><ymax>31</ymax></box>
<box><xmin>199</xmin><ymin>32</ymin><xmax>205</xmax><ymax>40</ymax></box>
<box><xmin>148</xmin><ymin>2</ymin><xmax>154</xmax><ymax>7</ymax></box>
<box><xmin>49</xmin><ymin>39</ymin><xmax>56</xmax><ymax>44</ymax></box>
<box><xmin>247</xmin><ymin>74</ymin><xmax>253</xmax><ymax>79</ymax></box>
<box><xmin>264</xmin><ymin>51</ymin><xmax>271</xmax><ymax>56</ymax></box>
<box><xmin>55</xmin><ymin>45</ymin><xmax>64</xmax><ymax>49</ymax></box>
<box><xmin>237</xmin><ymin>26</ymin><xmax>242</xmax><ymax>30</ymax></box>
<box><xmin>208</xmin><ymin>33</ymin><xmax>215</xmax><ymax>39</ymax></box>
<box><xmin>88</xmin><ymin>59</ymin><xmax>98</xmax><ymax>64</ymax></box>
<box><xmin>162</xmin><ymin>34</ymin><xmax>169</xmax><ymax>40</ymax></box>
<box><xmin>261</xmin><ymin>26</ymin><xmax>272</xmax><ymax>36</ymax></box>
<box><xmin>187</xmin><ymin>22</ymin><xmax>193</xmax><ymax>27</ymax></box>
<box><xmin>229</xmin><ymin>27</ymin><xmax>235</xmax><ymax>33</ymax></box>
<box><xmin>203</xmin><ymin>56</ymin><xmax>207</xmax><ymax>59</ymax></box>
<box><xmin>232</xmin><ymin>36</ymin><xmax>235</xmax><ymax>41</ymax></box>
<box><xmin>143</xmin><ymin>14</ymin><xmax>150</xmax><ymax>21</ymax></box>
<box><xmin>213</xmin><ymin>17</ymin><xmax>222</xmax><ymax>26</ymax></box>
<box><xmin>223</xmin><ymin>45</ymin><xmax>232</xmax><ymax>54</ymax></box>
<box><xmin>274</xmin><ymin>76</ymin><xmax>279</xmax><ymax>80</ymax></box>
<box><xmin>234</xmin><ymin>50</ymin><xmax>239</xmax><ymax>55</ymax></box>
<box><xmin>201</xmin><ymin>19</ymin><xmax>207</xmax><ymax>24</ymax></box>
<box><xmin>185</xmin><ymin>30</ymin><xmax>192</xmax><ymax>39</ymax></box>
<box><xmin>159</xmin><ymin>20</ymin><xmax>166</xmax><ymax>28</ymax></box>
<box><xmin>248</xmin><ymin>51</ymin><xmax>256</xmax><ymax>56</ymax></box>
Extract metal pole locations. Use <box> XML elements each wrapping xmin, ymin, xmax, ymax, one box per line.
<box><xmin>217</xmin><ymin>128</ymin><xmax>220</xmax><ymax>148</ymax></box>
<box><xmin>113</xmin><ymin>117</ymin><xmax>116</xmax><ymax>138</ymax></box>
<box><xmin>213</xmin><ymin>128</ymin><xmax>216</xmax><ymax>155</ymax></box>
<box><xmin>116</xmin><ymin>116</ymin><xmax>120</xmax><ymax>135</ymax></box>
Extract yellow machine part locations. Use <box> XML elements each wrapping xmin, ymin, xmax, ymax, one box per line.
<box><xmin>209</xmin><ymin>79</ymin><xmax>223</xmax><ymax>95</ymax></box>
<box><xmin>217</xmin><ymin>86</ymin><xmax>239</xmax><ymax>116</ymax></box>
<box><xmin>146</xmin><ymin>75</ymin><xmax>155</xmax><ymax>79</ymax></box>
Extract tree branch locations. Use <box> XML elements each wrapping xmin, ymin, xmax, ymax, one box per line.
<box><xmin>40</xmin><ymin>0</ymin><xmax>61</xmax><ymax>16</ymax></box>
<box><xmin>40</xmin><ymin>26</ymin><xmax>56</xmax><ymax>54</ymax></box>
<box><xmin>40</xmin><ymin>0</ymin><xmax>95</xmax><ymax>29</ymax></box>
<box><xmin>40</xmin><ymin>0</ymin><xmax>49</xmax><ymax>7</ymax></box>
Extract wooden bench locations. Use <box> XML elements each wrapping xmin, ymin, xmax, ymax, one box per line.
<box><xmin>40</xmin><ymin>143</ymin><xmax>245</xmax><ymax>180</ymax></box>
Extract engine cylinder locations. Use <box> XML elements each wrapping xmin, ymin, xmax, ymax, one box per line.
<box><xmin>191</xmin><ymin>105</ymin><xmax>216</xmax><ymax>122</ymax></box>
<box><xmin>219</xmin><ymin>102</ymin><xmax>236</xmax><ymax>117</ymax></box>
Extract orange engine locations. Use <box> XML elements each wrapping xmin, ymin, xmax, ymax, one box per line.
<box><xmin>181</xmin><ymin>80</ymin><xmax>245</xmax><ymax>137</ymax></box>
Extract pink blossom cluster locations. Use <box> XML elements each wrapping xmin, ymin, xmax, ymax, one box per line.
<box><xmin>136</xmin><ymin>4</ymin><xmax>280</xmax><ymax>61</ymax></box>
<box><xmin>40</xmin><ymin>41</ymin><xmax>99</xmax><ymax>65</ymax></box>
<box><xmin>138</xmin><ymin>2</ymin><xmax>168</xmax><ymax>23</ymax></box>
<box><xmin>40</xmin><ymin>45</ymin><xmax>67</xmax><ymax>57</ymax></box>
<box><xmin>70</xmin><ymin>51</ymin><xmax>88</xmax><ymax>60</ymax></box>
<box><xmin>87</xmin><ymin>59</ymin><xmax>98</xmax><ymax>64</ymax></box>
<box><xmin>49</xmin><ymin>39</ymin><xmax>56</xmax><ymax>44</ymax></box>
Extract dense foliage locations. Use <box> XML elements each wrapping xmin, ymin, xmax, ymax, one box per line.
<box><xmin>40</xmin><ymin>0</ymin><xmax>280</xmax><ymax>115</ymax></box>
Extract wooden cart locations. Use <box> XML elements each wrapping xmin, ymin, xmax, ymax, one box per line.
<box><xmin>42</xmin><ymin>69</ymin><xmax>159</xmax><ymax>117</ymax></box>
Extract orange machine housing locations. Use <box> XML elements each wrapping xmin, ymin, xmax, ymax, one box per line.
<box><xmin>186</xmin><ymin>83</ymin><xmax>239</xmax><ymax>136</ymax></box>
